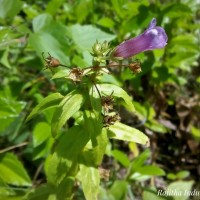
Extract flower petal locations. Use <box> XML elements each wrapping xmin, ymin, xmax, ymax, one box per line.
<box><xmin>113</xmin><ymin>18</ymin><xmax>168</xmax><ymax>58</ymax></box>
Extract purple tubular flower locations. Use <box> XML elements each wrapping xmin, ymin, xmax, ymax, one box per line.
<box><xmin>113</xmin><ymin>18</ymin><xmax>168</xmax><ymax>58</ymax></box>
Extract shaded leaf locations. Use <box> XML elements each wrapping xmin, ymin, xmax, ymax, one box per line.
<box><xmin>32</xmin><ymin>13</ymin><xmax>53</xmax><ymax>32</ymax></box>
<box><xmin>66</xmin><ymin>24</ymin><xmax>115</xmax><ymax>52</ymax></box>
<box><xmin>26</xmin><ymin>93</ymin><xmax>64</xmax><ymax>122</ymax></box>
<box><xmin>0</xmin><ymin>0</ymin><xmax>22</xmax><ymax>19</ymax></box>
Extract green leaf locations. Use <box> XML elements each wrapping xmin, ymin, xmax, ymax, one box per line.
<box><xmin>29</xmin><ymin>23</ymin><xmax>70</xmax><ymax>65</ymax></box>
<box><xmin>137</xmin><ymin>165</ymin><xmax>165</xmax><ymax>176</ymax></box>
<box><xmin>166</xmin><ymin>181</ymin><xmax>194</xmax><ymax>200</ymax></box>
<box><xmin>89</xmin><ymin>84</ymin><xmax>102</xmax><ymax>116</ymax></box>
<box><xmin>191</xmin><ymin>126</ymin><xmax>200</xmax><ymax>140</ymax></box>
<box><xmin>176</xmin><ymin>171</ymin><xmax>190</xmax><ymax>179</ymax></box>
<box><xmin>33</xmin><ymin>140</ymin><xmax>53</xmax><ymax>160</ymax></box>
<box><xmin>51</xmin><ymin>69</ymin><xmax>70</xmax><ymax>79</ymax></box>
<box><xmin>32</xmin><ymin>13</ymin><xmax>53</xmax><ymax>32</ymax></box>
<box><xmin>51</xmin><ymin>91</ymin><xmax>84</xmax><ymax>136</ymax></box>
<box><xmin>131</xmin><ymin>149</ymin><xmax>151</xmax><ymax>171</ymax></box>
<box><xmin>80</xmin><ymin>128</ymin><xmax>108</xmax><ymax>167</ymax></box>
<box><xmin>0</xmin><ymin>97</ymin><xmax>26</xmax><ymax>133</ymax></box>
<box><xmin>32</xmin><ymin>122</ymin><xmax>53</xmax><ymax>160</ymax></box>
<box><xmin>97</xmin><ymin>17</ymin><xmax>115</xmax><ymax>28</ymax></box>
<box><xmin>99</xmin><ymin>84</ymin><xmax>135</xmax><ymax>112</ymax></box>
<box><xmin>26</xmin><ymin>93</ymin><xmax>64</xmax><ymax>122</ymax></box>
<box><xmin>0</xmin><ymin>153</ymin><xmax>31</xmax><ymax>186</ymax></box>
<box><xmin>56</xmin><ymin>125</ymin><xmax>90</xmax><ymax>160</ymax></box>
<box><xmin>108</xmin><ymin>122</ymin><xmax>149</xmax><ymax>145</ymax></box>
<box><xmin>56</xmin><ymin>177</ymin><xmax>74</xmax><ymax>200</ymax></box>
<box><xmin>33</xmin><ymin>122</ymin><xmax>52</xmax><ymax>147</ymax></box>
<box><xmin>0</xmin><ymin>0</ymin><xmax>23</xmax><ymax>20</ymax></box>
<box><xmin>46</xmin><ymin>0</ymin><xmax>65</xmax><ymax>15</ymax></box>
<box><xmin>109</xmin><ymin>180</ymin><xmax>128</xmax><ymax>200</ymax></box>
<box><xmin>25</xmin><ymin>184</ymin><xmax>56</xmax><ymax>200</ymax></box>
<box><xmin>44</xmin><ymin>153</ymin><xmax>72</xmax><ymax>186</ymax></box>
<box><xmin>111</xmin><ymin>0</ymin><xmax>126</xmax><ymax>18</ymax></box>
<box><xmin>78</xmin><ymin>111</ymin><xmax>107</xmax><ymax>166</ymax></box>
<box><xmin>145</xmin><ymin>119</ymin><xmax>168</xmax><ymax>134</ymax></box>
<box><xmin>111</xmin><ymin>149</ymin><xmax>130</xmax><ymax>167</ymax></box>
<box><xmin>167</xmin><ymin>173</ymin><xmax>176</xmax><ymax>180</ymax></box>
<box><xmin>143</xmin><ymin>190</ymin><xmax>168</xmax><ymax>200</ymax></box>
<box><xmin>66</xmin><ymin>24</ymin><xmax>116</xmax><ymax>52</ymax></box>
<box><xmin>79</xmin><ymin>165</ymin><xmax>100</xmax><ymax>200</ymax></box>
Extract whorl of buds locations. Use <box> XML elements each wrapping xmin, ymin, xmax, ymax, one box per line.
<box><xmin>91</xmin><ymin>41</ymin><xmax>111</xmax><ymax>65</ymax></box>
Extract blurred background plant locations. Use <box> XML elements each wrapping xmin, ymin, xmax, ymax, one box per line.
<box><xmin>0</xmin><ymin>0</ymin><xmax>200</xmax><ymax>200</ymax></box>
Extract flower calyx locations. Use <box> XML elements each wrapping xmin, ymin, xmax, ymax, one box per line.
<box><xmin>101</xmin><ymin>92</ymin><xmax>114</xmax><ymax>113</ymax></box>
<box><xmin>42</xmin><ymin>52</ymin><xmax>61</xmax><ymax>69</ymax></box>
<box><xmin>68</xmin><ymin>67</ymin><xmax>84</xmax><ymax>82</ymax></box>
<box><xmin>103</xmin><ymin>113</ymin><xmax>121</xmax><ymax>127</ymax></box>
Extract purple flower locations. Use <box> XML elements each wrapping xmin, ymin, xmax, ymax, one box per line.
<box><xmin>113</xmin><ymin>18</ymin><xmax>168</xmax><ymax>58</ymax></box>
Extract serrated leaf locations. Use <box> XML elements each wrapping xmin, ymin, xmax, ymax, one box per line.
<box><xmin>108</xmin><ymin>122</ymin><xmax>149</xmax><ymax>145</ymax></box>
<box><xmin>51</xmin><ymin>91</ymin><xmax>84</xmax><ymax>136</ymax></box>
<box><xmin>26</xmin><ymin>93</ymin><xmax>64</xmax><ymax>122</ymax></box>
<box><xmin>79</xmin><ymin>165</ymin><xmax>100</xmax><ymax>200</ymax></box>
<box><xmin>0</xmin><ymin>153</ymin><xmax>31</xmax><ymax>186</ymax></box>
<box><xmin>99</xmin><ymin>84</ymin><xmax>135</xmax><ymax>112</ymax></box>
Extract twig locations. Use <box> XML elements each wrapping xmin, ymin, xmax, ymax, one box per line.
<box><xmin>0</xmin><ymin>142</ymin><xmax>28</xmax><ymax>154</ymax></box>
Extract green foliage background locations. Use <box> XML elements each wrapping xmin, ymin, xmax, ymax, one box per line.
<box><xmin>0</xmin><ymin>0</ymin><xmax>200</xmax><ymax>200</ymax></box>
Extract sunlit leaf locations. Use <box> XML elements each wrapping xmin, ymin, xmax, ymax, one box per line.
<box><xmin>108</xmin><ymin>122</ymin><xmax>149</xmax><ymax>145</ymax></box>
<box><xmin>51</xmin><ymin>91</ymin><xmax>84</xmax><ymax>136</ymax></box>
<box><xmin>79</xmin><ymin>165</ymin><xmax>100</xmax><ymax>200</ymax></box>
<box><xmin>137</xmin><ymin>165</ymin><xmax>165</xmax><ymax>176</ymax></box>
<box><xmin>109</xmin><ymin>180</ymin><xmax>128</xmax><ymax>200</ymax></box>
<box><xmin>166</xmin><ymin>181</ymin><xmax>194</xmax><ymax>200</ymax></box>
<box><xmin>0</xmin><ymin>153</ymin><xmax>31</xmax><ymax>186</ymax></box>
<box><xmin>111</xmin><ymin>149</ymin><xmax>130</xmax><ymax>167</ymax></box>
